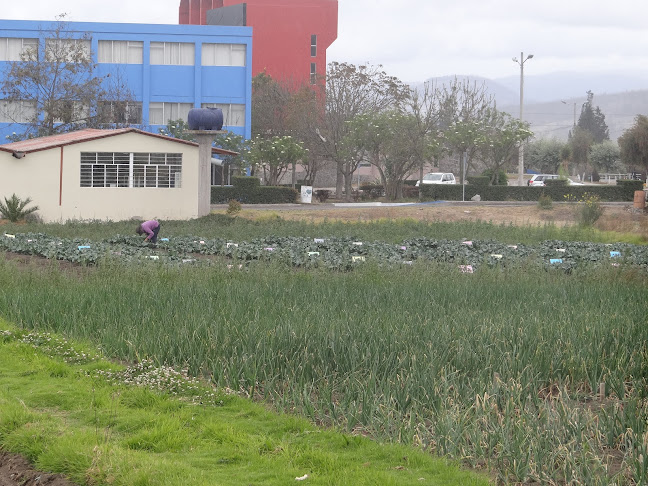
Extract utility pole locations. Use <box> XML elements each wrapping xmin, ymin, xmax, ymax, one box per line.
<box><xmin>512</xmin><ymin>52</ymin><xmax>533</xmax><ymax>186</ymax></box>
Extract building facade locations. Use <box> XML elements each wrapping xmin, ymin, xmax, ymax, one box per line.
<box><xmin>0</xmin><ymin>128</ymin><xmax>236</xmax><ymax>222</ymax></box>
<box><xmin>0</xmin><ymin>19</ymin><xmax>252</xmax><ymax>146</ymax></box>
<box><xmin>179</xmin><ymin>0</ymin><xmax>338</xmax><ymax>86</ymax></box>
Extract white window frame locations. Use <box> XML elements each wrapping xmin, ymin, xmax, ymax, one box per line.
<box><xmin>148</xmin><ymin>102</ymin><xmax>193</xmax><ymax>125</ymax></box>
<box><xmin>310</xmin><ymin>63</ymin><xmax>317</xmax><ymax>85</ymax></box>
<box><xmin>45</xmin><ymin>38</ymin><xmax>91</xmax><ymax>63</ymax></box>
<box><xmin>201</xmin><ymin>43</ymin><xmax>246</xmax><ymax>67</ymax></box>
<box><xmin>80</xmin><ymin>152</ymin><xmax>183</xmax><ymax>189</ymax></box>
<box><xmin>98</xmin><ymin>101</ymin><xmax>143</xmax><ymax>124</ymax></box>
<box><xmin>98</xmin><ymin>40</ymin><xmax>143</xmax><ymax>64</ymax></box>
<box><xmin>150</xmin><ymin>42</ymin><xmax>195</xmax><ymax>66</ymax></box>
<box><xmin>0</xmin><ymin>100</ymin><xmax>37</xmax><ymax>123</ymax></box>
<box><xmin>0</xmin><ymin>37</ymin><xmax>38</xmax><ymax>61</ymax></box>
<box><xmin>201</xmin><ymin>103</ymin><xmax>245</xmax><ymax>127</ymax></box>
<box><xmin>311</xmin><ymin>35</ymin><xmax>317</xmax><ymax>57</ymax></box>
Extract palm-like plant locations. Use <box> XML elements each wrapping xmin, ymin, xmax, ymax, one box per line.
<box><xmin>0</xmin><ymin>194</ymin><xmax>40</xmax><ymax>222</ymax></box>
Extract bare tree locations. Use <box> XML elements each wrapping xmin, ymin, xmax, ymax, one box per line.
<box><xmin>1</xmin><ymin>15</ymin><xmax>107</xmax><ymax>137</ymax></box>
<box><xmin>317</xmin><ymin>62</ymin><xmax>410</xmax><ymax>200</ymax></box>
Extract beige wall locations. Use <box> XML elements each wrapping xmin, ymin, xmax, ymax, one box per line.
<box><xmin>0</xmin><ymin>132</ymin><xmax>202</xmax><ymax>222</ymax></box>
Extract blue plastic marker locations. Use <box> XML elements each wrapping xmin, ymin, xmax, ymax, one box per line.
<box><xmin>610</xmin><ymin>251</ymin><xmax>621</xmax><ymax>257</ymax></box>
<box><xmin>550</xmin><ymin>258</ymin><xmax>562</xmax><ymax>264</ymax></box>
<box><xmin>78</xmin><ymin>245</ymin><xmax>90</xmax><ymax>250</ymax></box>
<box><xmin>161</xmin><ymin>238</ymin><xmax>169</xmax><ymax>242</ymax></box>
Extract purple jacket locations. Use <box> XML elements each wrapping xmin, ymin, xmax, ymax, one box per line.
<box><xmin>140</xmin><ymin>220</ymin><xmax>159</xmax><ymax>239</ymax></box>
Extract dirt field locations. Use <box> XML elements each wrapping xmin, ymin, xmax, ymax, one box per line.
<box><xmin>234</xmin><ymin>202</ymin><xmax>648</xmax><ymax>240</ymax></box>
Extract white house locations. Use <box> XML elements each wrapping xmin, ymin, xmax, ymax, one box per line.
<box><xmin>0</xmin><ymin>128</ymin><xmax>236</xmax><ymax>222</ymax></box>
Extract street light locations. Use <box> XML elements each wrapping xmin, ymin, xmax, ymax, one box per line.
<box><xmin>561</xmin><ymin>100</ymin><xmax>577</xmax><ymax>128</ymax></box>
<box><xmin>512</xmin><ymin>52</ymin><xmax>533</xmax><ymax>186</ymax></box>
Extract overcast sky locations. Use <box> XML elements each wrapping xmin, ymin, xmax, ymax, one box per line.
<box><xmin>3</xmin><ymin>0</ymin><xmax>648</xmax><ymax>82</ymax></box>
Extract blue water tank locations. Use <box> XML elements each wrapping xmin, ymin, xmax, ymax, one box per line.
<box><xmin>187</xmin><ymin>107</ymin><xmax>224</xmax><ymax>130</ymax></box>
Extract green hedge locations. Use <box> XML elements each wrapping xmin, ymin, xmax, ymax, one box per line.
<box><xmin>419</xmin><ymin>183</ymin><xmax>640</xmax><ymax>202</ymax></box>
<box><xmin>212</xmin><ymin>177</ymin><xmax>298</xmax><ymax>204</ymax></box>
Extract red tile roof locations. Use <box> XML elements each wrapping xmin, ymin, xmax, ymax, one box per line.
<box><xmin>0</xmin><ymin>128</ymin><xmax>239</xmax><ymax>156</ymax></box>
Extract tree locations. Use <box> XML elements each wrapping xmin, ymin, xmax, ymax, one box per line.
<box><xmin>526</xmin><ymin>139</ymin><xmax>568</xmax><ymax>174</ymax></box>
<box><xmin>1</xmin><ymin>15</ymin><xmax>107</xmax><ymax>136</ymax></box>
<box><xmin>246</xmin><ymin>135</ymin><xmax>306</xmax><ymax>186</ymax></box>
<box><xmin>318</xmin><ymin>62</ymin><xmax>410</xmax><ymax>200</ymax></box>
<box><xmin>589</xmin><ymin>141</ymin><xmax>621</xmax><ymax>173</ymax></box>
<box><xmin>577</xmin><ymin>90</ymin><xmax>609</xmax><ymax>143</ymax></box>
<box><xmin>159</xmin><ymin>119</ymin><xmax>249</xmax><ymax>183</ymax></box>
<box><xmin>345</xmin><ymin>111</ymin><xmax>420</xmax><ymax>199</ymax></box>
<box><xmin>476</xmin><ymin>109</ymin><xmax>532</xmax><ymax>185</ymax></box>
<box><xmin>570</xmin><ymin>126</ymin><xmax>595</xmax><ymax>176</ymax></box>
<box><xmin>433</xmin><ymin>78</ymin><xmax>497</xmax><ymax>182</ymax></box>
<box><xmin>618</xmin><ymin>114</ymin><xmax>648</xmax><ymax>174</ymax></box>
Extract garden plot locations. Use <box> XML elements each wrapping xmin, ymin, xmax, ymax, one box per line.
<box><xmin>2</xmin><ymin>232</ymin><xmax>648</xmax><ymax>272</ymax></box>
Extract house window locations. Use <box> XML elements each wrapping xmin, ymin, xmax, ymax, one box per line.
<box><xmin>202</xmin><ymin>43</ymin><xmax>246</xmax><ymax>66</ymax></box>
<box><xmin>150</xmin><ymin>42</ymin><xmax>195</xmax><ymax>65</ymax></box>
<box><xmin>98</xmin><ymin>101</ymin><xmax>143</xmax><ymax>124</ymax></box>
<box><xmin>98</xmin><ymin>40</ymin><xmax>143</xmax><ymax>64</ymax></box>
<box><xmin>80</xmin><ymin>152</ymin><xmax>183</xmax><ymax>188</ymax></box>
<box><xmin>0</xmin><ymin>37</ymin><xmax>37</xmax><ymax>61</ymax></box>
<box><xmin>310</xmin><ymin>63</ymin><xmax>316</xmax><ymax>85</ymax></box>
<box><xmin>0</xmin><ymin>100</ymin><xmax>37</xmax><ymax>123</ymax></box>
<box><xmin>45</xmin><ymin>38</ymin><xmax>91</xmax><ymax>62</ymax></box>
<box><xmin>201</xmin><ymin>103</ymin><xmax>245</xmax><ymax>127</ymax></box>
<box><xmin>311</xmin><ymin>35</ymin><xmax>317</xmax><ymax>57</ymax></box>
<box><xmin>149</xmin><ymin>102</ymin><xmax>193</xmax><ymax>125</ymax></box>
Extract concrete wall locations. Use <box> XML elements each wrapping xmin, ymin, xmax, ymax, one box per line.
<box><xmin>0</xmin><ymin>132</ymin><xmax>201</xmax><ymax>222</ymax></box>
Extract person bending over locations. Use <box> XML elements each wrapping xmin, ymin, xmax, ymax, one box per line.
<box><xmin>136</xmin><ymin>219</ymin><xmax>160</xmax><ymax>243</ymax></box>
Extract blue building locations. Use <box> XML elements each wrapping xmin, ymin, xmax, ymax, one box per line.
<box><xmin>0</xmin><ymin>19</ymin><xmax>252</xmax><ymax>181</ymax></box>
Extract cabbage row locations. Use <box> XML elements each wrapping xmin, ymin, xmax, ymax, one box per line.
<box><xmin>2</xmin><ymin>232</ymin><xmax>648</xmax><ymax>272</ymax></box>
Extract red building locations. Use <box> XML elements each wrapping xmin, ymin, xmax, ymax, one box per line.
<box><xmin>179</xmin><ymin>0</ymin><xmax>338</xmax><ymax>86</ymax></box>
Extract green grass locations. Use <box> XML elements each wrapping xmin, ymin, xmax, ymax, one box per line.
<box><xmin>1</xmin><ymin>255</ymin><xmax>647</xmax><ymax>484</ymax></box>
<box><xmin>0</xmin><ymin>322</ymin><xmax>488</xmax><ymax>485</ymax></box>
<box><xmin>1</xmin><ymin>212</ymin><xmax>640</xmax><ymax>244</ymax></box>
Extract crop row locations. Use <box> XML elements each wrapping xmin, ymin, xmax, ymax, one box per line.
<box><xmin>2</xmin><ymin>231</ymin><xmax>648</xmax><ymax>271</ymax></box>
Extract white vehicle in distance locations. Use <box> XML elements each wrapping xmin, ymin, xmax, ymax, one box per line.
<box><xmin>415</xmin><ymin>172</ymin><xmax>456</xmax><ymax>186</ymax></box>
<box><xmin>527</xmin><ymin>174</ymin><xmax>584</xmax><ymax>186</ymax></box>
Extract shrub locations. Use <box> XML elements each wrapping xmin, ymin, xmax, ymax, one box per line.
<box><xmin>226</xmin><ymin>199</ymin><xmax>242</xmax><ymax>215</ymax></box>
<box><xmin>402</xmin><ymin>185</ymin><xmax>419</xmax><ymax>199</ymax></box>
<box><xmin>314</xmin><ymin>190</ymin><xmax>331</xmax><ymax>203</ymax></box>
<box><xmin>544</xmin><ymin>179</ymin><xmax>568</xmax><ymax>187</ymax></box>
<box><xmin>232</xmin><ymin>176</ymin><xmax>261</xmax><ymax>191</ymax></box>
<box><xmin>577</xmin><ymin>193</ymin><xmax>604</xmax><ymax>226</ymax></box>
<box><xmin>0</xmin><ymin>194</ymin><xmax>39</xmax><ymax>222</ymax></box>
<box><xmin>359</xmin><ymin>183</ymin><xmax>384</xmax><ymax>200</ymax></box>
<box><xmin>211</xmin><ymin>186</ymin><xmax>298</xmax><ymax>204</ymax></box>
<box><xmin>481</xmin><ymin>169</ymin><xmax>508</xmax><ymax>185</ymax></box>
<box><xmin>466</xmin><ymin>176</ymin><xmax>489</xmax><ymax>186</ymax></box>
<box><xmin>537</xmin><ymin>193</ymin><xmax>553</xmax><ymax>210</ymax></box>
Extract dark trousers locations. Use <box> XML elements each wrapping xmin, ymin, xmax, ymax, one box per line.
<box><xmin>151</xmin><ymin>224</ymin><xmax>160</xmax><ymax>243</ymax></box>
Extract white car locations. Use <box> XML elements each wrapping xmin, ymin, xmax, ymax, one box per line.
<box><xmin>415</xmin><ymin>173</ymin><xmax>456</xmax><ymax>186</ymax></box>
<box><xmin>527</xmin><ymin>174</ymin><xmax>583</xmax><ymax>186</ymax></box>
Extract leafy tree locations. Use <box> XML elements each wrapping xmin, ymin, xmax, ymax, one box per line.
<box><xmin>0</xmin><ymin>15</ymin><xmax>110</xmax><ymax>136</ymax></box>
<box><xmin>246</xmin><ymin>135</ymin><xmax>306</xmax><ymax>186</ymax></box>
<box><xmin>526</xmin><ymin>139</ymin><xmax>569</xmax><ymax>174</ymax></box>
<box><xmin>317</xmin><ymin>62</ymin><xmax>410</xmax><ymax>200</ymax></box>
<box><xmin>589</xmin><ymin>141</ymin><xmax>621</xmax><ymax>173</ymax></box>
<box><xmin>433</xmin><ymin>78</ymin><xmax>497</xmax><ymax>182</ymax></box>
<box><xmin>570</xmin><ymin>126</ymin><xmax>594</xmax><ymax>175</ymax></box>
<box><xmin>251</xmin><ymin>73</ymin><xmax>324</xmax><ymax>186</ymax></box>
<box><xmin>475</xmin><ymin>109</ymin><xmax>532</xmax><ymax>185</ymax></box>
<box><xmin>618</xmin><ymin>114</ymin><xmax>648</xmax><ymax>174</ymax></box>
<box><xmin>345</xmin><ymin>111</ymin><xmax>419</xmax><ymax>199</ymax></box>
<box><xmin>577</xmin><ymin>90</ymin><xmax>609</xmax><ymax>143</ymax></box>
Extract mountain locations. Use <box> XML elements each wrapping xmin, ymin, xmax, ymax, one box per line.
<box><xmin>414</xmin><ymin>72</ymin><xmax>648</xmax><ymax>141</ymax></box>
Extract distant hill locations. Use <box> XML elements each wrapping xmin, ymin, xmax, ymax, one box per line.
<box><xmin>412</xmin><ymin>72</ymin><xmax>648</xmax><ymax>141</ymax></box>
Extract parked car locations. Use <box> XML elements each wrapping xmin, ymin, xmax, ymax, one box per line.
<box><xmin>415</xmin><ymin>172</ymin><xmax>456</xmax><ymax>186</ymax></box>
<box><xmin>527</xmin><ymin>174</ymin><xmax>583</xmax><ymax>186</ymax></box>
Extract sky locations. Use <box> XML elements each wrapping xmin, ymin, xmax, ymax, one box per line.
<box><xmin>3</xmin><ymin>0</ymin><xmax>648</xmax><ymax>83</ymax></box>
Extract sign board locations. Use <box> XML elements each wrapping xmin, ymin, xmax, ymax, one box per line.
<box><xmin>301</xmin><ymin>186</ymin><xmax>313</xmax><ymax>204</ymax></box>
